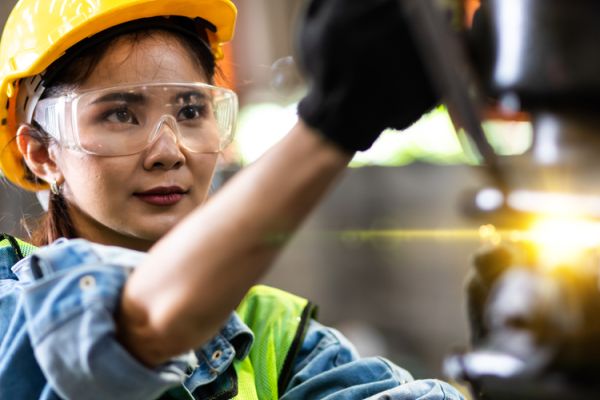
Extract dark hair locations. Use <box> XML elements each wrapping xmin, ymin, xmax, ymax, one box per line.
<box><xmin>31</xmin><ymin>18</ymin><xmax>218</xmax><ymax>246</ymax></box>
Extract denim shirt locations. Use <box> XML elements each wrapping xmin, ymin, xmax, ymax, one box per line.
<box><xmin>0</xmin><ymin>238</ymin><xmax>464</xmax><ymax>400</ymax></box>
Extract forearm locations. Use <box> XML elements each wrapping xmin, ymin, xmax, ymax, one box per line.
<box><xmin>118</xmin><ymin>121</ymin><xmax>351</xmax><ymax>366</ymax></box>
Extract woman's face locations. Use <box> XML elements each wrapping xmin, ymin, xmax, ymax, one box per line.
<box><xmin>52</xmin><ymin>33</ymin><xmax>219</xmax><ymax>250</ymax></box>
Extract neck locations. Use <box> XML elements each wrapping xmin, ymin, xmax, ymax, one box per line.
<box><xmin>68</xmin><ymin>204</ymin><xmax>156</xmax><ymax>252</ymax></box>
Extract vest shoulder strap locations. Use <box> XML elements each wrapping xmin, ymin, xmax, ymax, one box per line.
<box><xmin>0</xmin><ymin>233</ymin><xmax>37</xmax><ymax>261</ymax></box>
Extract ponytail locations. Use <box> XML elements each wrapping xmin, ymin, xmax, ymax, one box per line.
<box><xmin>31</xmin><ymin>190</ymin><xmax>77</xmax><ymax>246</ymax></box>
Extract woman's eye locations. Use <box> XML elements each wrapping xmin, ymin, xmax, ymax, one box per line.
<box><xmin>178</xmin><ymin>105</ymin><xmax>205</xmax><ymax>121</ymax></box>
<box><xmin>104</xmin><ymin>108</ymin><xmax>138</xmax><ymax>124</ymax></box>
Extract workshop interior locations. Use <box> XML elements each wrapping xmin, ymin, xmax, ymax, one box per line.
<box><xmin>2</xmin><ymin>1</ymin><xmax>600</xmax><ymax>398</ymax></box>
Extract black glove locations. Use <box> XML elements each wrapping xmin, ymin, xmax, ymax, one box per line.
<box><xmin>296</xmin><ymin>0</ymin><xmax>438</xmax><ymax>153</ymax></box>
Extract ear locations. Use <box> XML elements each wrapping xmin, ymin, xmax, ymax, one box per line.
<box><xmin>16</xmin><ymin>124</ymin><xmax>63</xmax><ymax>185</ymax></box>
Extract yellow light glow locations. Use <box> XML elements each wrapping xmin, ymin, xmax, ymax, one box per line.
<box><xmin>311</xmin><ymin>220</ymin><xmax>600</xmax><ymax>273</ymax></box>
<box><xmin>479</xmin><ymin>224</ymin><xmax>502</xmax><ymax>245</ymax></box>
<box><xmin>337</xmin><ymin>229</ymin><xmax>482</xmax><ymax>241</ymax></box>
<box><xmin>521</xmin><ymin>218</ymin><xmax>600</xmax><ymax>269</ymax></box>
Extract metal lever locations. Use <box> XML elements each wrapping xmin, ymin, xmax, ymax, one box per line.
<box><xmin>400</xmin><ymin>0</ymin><xmax>506</xmax><ymax>191</ymax></box>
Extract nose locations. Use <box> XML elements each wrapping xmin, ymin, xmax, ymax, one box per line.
<box><xmin>142</xmin><ymin>116</ymin><xmax>185</xmax><ymax>171</ymax></box>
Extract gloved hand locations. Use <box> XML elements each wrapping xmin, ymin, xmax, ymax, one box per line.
<box><xmin>296</xmin><ymin>0</ymin><xmax>438</xmax><ymax>154</ymax></box>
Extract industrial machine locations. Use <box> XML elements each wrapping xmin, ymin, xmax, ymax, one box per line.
<box><xmin>401</xmin><ymin>1</ymin><xmax>600</xmax><ymax>398</ymax></box>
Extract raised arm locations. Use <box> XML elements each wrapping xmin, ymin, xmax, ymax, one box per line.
<box><xmin>118</xmin><ymin>122</ymin><xmax>351</xmax><ymax>365</ymax></box>
<box><xmin>118</xmin><ymin>0</ymin><xmax>437</xmax><ymax>367</ymax></box>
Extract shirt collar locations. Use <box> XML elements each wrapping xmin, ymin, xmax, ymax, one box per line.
<box><xmin>11</xmin><ymin>256</ymin><xmax>33</xmax><ymax>282</ymax></box>
<box><xmin>220</xmin><ymin>312</ymin><xmax>254</xmax><ymax>360</ymax></box>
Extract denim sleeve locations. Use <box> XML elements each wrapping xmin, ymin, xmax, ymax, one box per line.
<box><xmin>21</xmin><ymin>240</ymin><xmax>195</xmax><ymax>400</ymax></box>
<box><xmin>281</xmin><ymin>320</ymin><xmax>464</xmax><ymax>400</ymax></box>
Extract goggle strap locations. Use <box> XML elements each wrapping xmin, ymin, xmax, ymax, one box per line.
<box><xmin>32</xmin><ymin>98</ymin><xmax>62</xmax><ymax>141</ymax></box>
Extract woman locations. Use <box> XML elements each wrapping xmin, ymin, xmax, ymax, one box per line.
<box><xmin>0</xmin><ymin>0</ymin><xmax>463</xmax><ymax>399</ymax></box>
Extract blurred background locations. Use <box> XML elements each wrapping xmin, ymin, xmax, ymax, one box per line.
<box><xmin>0</xmin><ymin>0</ymin><xmax>499</xmax><ymax>382</ymax></box>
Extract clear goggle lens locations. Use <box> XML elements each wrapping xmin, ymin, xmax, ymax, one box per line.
<box><xmin>33</xmin><ymin>82</ymin><xmax>238</xmax><ymax>156</ymax></box>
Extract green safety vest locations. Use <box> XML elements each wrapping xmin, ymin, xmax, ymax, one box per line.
<box><xmin>234</xmin><ymin>285</ymin><xmax>316</xmax><ymax>399</ymax></box>
<box><xmin>0</xmin><ymin>233</ymin><xmax>37</xmax><ymax>262</ymax></box>
<box><xmin>0</xmin><ymin>234</ymin><xmax>316</xmax><ymax>400</ymax></box>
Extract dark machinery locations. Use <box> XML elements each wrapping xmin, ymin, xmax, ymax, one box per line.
<box><xmin>400</xmin><ymin>1</ymin><xmax>600</xmax><ymax>398</ymax></box>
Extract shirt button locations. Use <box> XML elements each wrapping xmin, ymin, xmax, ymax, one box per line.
<box><xmin>212</xmin><ymin>350</ymin><xmax>223</xmax><ymax>361</ymax></box>
<box><xmin>79</xmin><ymin>275</ymin><xmax>96</xmax><ymax>290</ymax></box>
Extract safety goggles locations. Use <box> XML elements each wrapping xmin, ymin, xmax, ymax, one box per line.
<box><xmin>32</xmin><ymin>82</ymin><xmax>238</xmax><ymax>156</ymax></box>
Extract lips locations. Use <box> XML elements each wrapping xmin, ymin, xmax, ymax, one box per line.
<box><xmin>134</xmin><ymin>186</ymin><xmax>188</xmax><ymax>206</ymax></box>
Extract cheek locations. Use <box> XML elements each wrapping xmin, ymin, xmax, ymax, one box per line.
<box><xmin>58</xmin><ymin>150</ymin><xmax>219</xmax><ymax>214</ymax></box>
<box><xmin>59</xmin><ymin>154</ymin><xmax>134</xmax><ymax>205</ymax></box>
<box><xmin>190</xmin><ymin>154</ymin><xmax>219</xmax><ymax>196</ymax></box>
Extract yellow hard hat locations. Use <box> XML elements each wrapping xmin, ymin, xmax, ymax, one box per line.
<box><xmin>0</xmin><ymin>0</ymin><xmax>237</xmax><ymax>191</ymax></box>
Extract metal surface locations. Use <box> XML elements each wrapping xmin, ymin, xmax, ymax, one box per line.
<box><xmin>482</xmin><ymin>0</ymin><xmax>600</xmax><ymax>105</ymax></box>
<box><xmin>404</xmin><ymin>0</ymin><xmax>600</xmax><ymax>214</ymax></box>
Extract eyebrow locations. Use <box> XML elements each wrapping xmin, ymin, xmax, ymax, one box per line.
<box><xmin>174</xmin><ymin>90</ymin><xmax>209</xmax><ymax>102</ymax></box>
<box><xmin>90</xmin><ymin>92</ymin><xmax>147</xmax><ymax>105</ymax></box>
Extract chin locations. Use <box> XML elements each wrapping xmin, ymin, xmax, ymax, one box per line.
<box><xmin>127</xmin><ymin>218</ymin><xmax>179</xmax><ymax>242</ymax></box>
